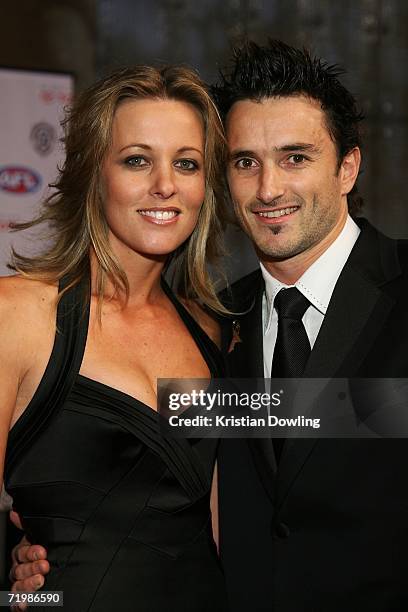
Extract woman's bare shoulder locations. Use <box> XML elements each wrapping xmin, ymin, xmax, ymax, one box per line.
<box><xmin>0</xmin><ymin>275</ymin><xmax>58</xmax><ymax>337</ymax></box>
<box><xmin>0</xmin><ymin>274</ymin><xmax>57</xmax><ymax>302</ymax></box>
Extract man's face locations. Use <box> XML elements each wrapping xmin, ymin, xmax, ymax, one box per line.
<box><xmin>226</xmin><ymin>95</ymin><xmax>356</xmax><ymax>265</ymax></box>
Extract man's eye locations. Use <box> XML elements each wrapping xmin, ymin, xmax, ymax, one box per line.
<box><xmin>175</xmin><ymin>159</ymin><xmax>198</xmax><ymax>171</ymax></box>
<box><xmin>124</xmin><ymin>156</ymin><xmax>148</xmax><ymax>167</ymax></box>
<box><xmin>236</xmin><ymin>158</ymin><xmax>256</xmax><ymax>169</ymax></box>
<box><xmin>288</xmin><ymin>154</ymin><xmax>306</xmax><ymax>164</ymax></box>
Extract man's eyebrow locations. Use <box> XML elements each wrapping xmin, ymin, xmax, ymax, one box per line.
<box><xmin>274</xmin><ymin>143</ymin><xmax>321</xmax><ymax>153</ymax></box>
<box><xmin>229</xmin><ymin>150</ymin><xmax>255</xmax><ymax>160</ymax></box>
<box><xmin>229</xmin><ymin>143</ymin><xmax>321</xmax><ymax>159</ymax></box>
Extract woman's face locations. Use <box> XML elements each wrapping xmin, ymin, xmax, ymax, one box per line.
<box><xmin>101</xmin><ymin>98</ymin><xmax>206</xmax><ymax>262</ymax></box>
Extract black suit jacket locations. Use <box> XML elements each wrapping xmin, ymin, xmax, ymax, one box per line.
<box><xmin>218</xmin><ymin>220</ymin><xmax>408</xmax><ymax>612</ymax></box>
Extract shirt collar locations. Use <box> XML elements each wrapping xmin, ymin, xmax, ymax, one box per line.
<box><xmin>260</xmin><ymin>215</ymin><xmax>361</xmax><ymax>330</ymax></box>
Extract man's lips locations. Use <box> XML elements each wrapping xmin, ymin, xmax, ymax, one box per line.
<box><xmin>137</xmin><ymin>207</ymin><xmax>181</xmax><ymax>225</ymax></box>
<box><xmin>252</xmin><ymin>205</ymin><xmax>300</xmax><ymax>223</ymax></box>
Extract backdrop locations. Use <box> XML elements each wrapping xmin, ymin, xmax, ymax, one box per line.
<box><xmin>0</xmin><ymin>69</ymin><xmax>73</xmax><ymax>275</ymax></box>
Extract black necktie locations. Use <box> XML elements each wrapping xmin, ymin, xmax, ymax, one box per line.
<box><xmin>271</xmin><ymin>288</ymin><xmax>311</xmax><ymax>378</ymax></box>
<box><xmin>270</xmin><ymin>288</ymin><xmax>311</xmax><ymax>460</ymax></box>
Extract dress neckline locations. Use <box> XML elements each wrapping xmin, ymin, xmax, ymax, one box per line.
<box><xmin>76</xmin><ymin>275</ymin><xmax>218</xmax><ymax>414</ymax></box>
<box><xmin>5</xmin><ymin>273</ymin><xmax>222</xmax><ymax>492</ymax></box>
<box><xmin>10</xmin><ymin>274</ymin><xmax>222</xmax><ymax>432</ymax></box>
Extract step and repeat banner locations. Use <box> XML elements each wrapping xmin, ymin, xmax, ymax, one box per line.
<box><xmin>0</xmin><ymin>68</ymin><xmax>74</xmax><ymax>275</ymax></box>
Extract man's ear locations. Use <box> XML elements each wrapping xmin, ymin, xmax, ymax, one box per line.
<box><xmin>340</xmin><ymin>147</ymin><xmax>361</xmax><ymax>195</ymax></box>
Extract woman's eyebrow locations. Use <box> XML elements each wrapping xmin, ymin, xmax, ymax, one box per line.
<box><xmin>118</xmin><ymin>144</ymin><xmax>203</xmax><ymax>155</ymax></box>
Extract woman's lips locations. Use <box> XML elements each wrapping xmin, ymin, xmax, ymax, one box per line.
<box><xmin>137</xmin><ymin>208</ymin><xmax>180</xmax><ymax>225</ymax></box>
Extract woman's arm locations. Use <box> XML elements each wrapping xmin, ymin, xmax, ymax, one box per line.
<box><xmin>0</xmin><ymin>278</ymin><xmax>24</xmax><ymax>492</ymax></box>
<box><xmin>0</xmin><ymin>279</ymin><xmax>33</xmax><ymax>609</ymax></box>
<box><xmin>0</xmin><ymin>277</ymin><xmax>55</xmax><ymax>602</ymax></box>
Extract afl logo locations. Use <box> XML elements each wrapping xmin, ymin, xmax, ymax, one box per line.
<box><xmin>30</xmin><ymin>122</ymin><xmax>56</xmax><ymax>156</ymax></box>
<box><xmin>0</xmin><ymin>166</ymin><xmax>42</xmax><ymax>194</ymax></box>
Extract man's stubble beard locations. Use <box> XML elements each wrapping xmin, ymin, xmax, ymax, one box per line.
<box><xmin>235</xmin><ymin>194</ymin><xmax>341</xmax><ymax>263</ymax></box>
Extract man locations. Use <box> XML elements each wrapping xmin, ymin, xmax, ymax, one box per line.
<box><xmin>10</xmin><ymin>40</ymin><xmax>408</xmax><ymax>611</ymax></box>
<box><xmin>213</xmin><ymin>40</ymin><xmax>408</xmax><ymax>612</ymax></box>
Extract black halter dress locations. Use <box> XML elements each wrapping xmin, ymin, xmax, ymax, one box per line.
<box><xmin>4</xmin><ymin>277</ymin><xmax>228</xmax><ymax>611</ymax></box>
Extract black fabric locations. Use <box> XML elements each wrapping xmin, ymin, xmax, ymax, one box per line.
<box><xmin>270</xmin><ymin>287</ymin><xmax>311</xmax><ymax>378</ymax></box>
<box><xmin>4</xmin><ymin>277</ymin><xmax>228</xmax><ymax>612</ymax></box>
<box><xmin>271</xmin><ymin>288</ymin><xmax>311</xmax><ymax>461</ymax></box>
<box><xmin>219</xmin><ymin>220</ymin><xmax>408</xmax><ymax>612</ymax></box>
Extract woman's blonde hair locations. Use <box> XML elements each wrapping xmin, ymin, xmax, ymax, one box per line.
<box><xmin>10</xmin><ymin>65</ymin><xmax>228</xmax><ymax>313</ymax></box>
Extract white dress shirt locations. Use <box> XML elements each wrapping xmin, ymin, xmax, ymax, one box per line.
<box><xmin>261</xmin><ymin>215</ymin><xmax>361</xmax><ymax>378</ymax></box>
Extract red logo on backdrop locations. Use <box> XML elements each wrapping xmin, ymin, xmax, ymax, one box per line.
<box><xmin>39</xmin><ymin>87</ymin><xmax>72</xmax><ymax>106</ymax></box>
<box><xmin>0</xmin><ymin>219</ymin><xmax>16</xmax><ymax>231</ymax></box>
<box><xmin>0</xmin><ymin>166</ymin><xmax>42</xmax><ymax>194</ymax></box>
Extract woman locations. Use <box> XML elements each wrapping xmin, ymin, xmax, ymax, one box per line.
<box><xmin>0</xmin><ymin>65</ymin><xmax>229</xmax><ymax>611</ymax></box>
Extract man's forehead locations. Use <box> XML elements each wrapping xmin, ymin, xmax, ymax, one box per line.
<box><xmin>225</xmin><ymin>95</ymin><xmax>329</xmax><ymax>146</ymax></box>
<box><xmin>227</xmin><ymin>94</ymin><xmax>323</xmax><ymax>117</ymax></box>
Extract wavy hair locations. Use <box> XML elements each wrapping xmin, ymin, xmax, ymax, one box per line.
<box><xmin>10</xmin><ymin>65</ymin><xmax>229</xmax><ymax>313</ymax></box>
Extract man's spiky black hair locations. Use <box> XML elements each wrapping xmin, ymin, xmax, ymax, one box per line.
<box><xmin>213</xmin><ymin>39</ymin><xmax>364</xmax><ymax>214</ymax></box>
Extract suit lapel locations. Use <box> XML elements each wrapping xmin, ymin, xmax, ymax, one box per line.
<box><xmin>304</xmin><ymin>272</ymin><xmax>394</xmax><ymax>379</ymax></box>
<box><xmin>276</xmin><ymin>221</ymin><xmax>400</xmax><ymax>505</ymax></box>
<box><xmin>307</xmin><ymin>219</ymin><xmax>400</xmax><ymax>379</ymax></box>
<box><xmin>225</xmin><ymin>270</ymin><xmax>277</xmax><ymax>497</ymax></box>
<box><xmin>225</xmin><ymin>270</ymin><xmax>264</xmax><ymax>379</ymax></box>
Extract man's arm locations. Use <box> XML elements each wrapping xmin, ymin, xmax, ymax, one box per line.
<box><xmin>9</xmin><ymin>511</ymin><xmax>50</xmax><ymax>593</ymax></box>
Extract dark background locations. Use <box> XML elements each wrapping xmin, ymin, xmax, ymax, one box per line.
<box><xmin>1</xmin><ymin>0</ymin><xmax>407</xmax><ymax>241</ymax></box>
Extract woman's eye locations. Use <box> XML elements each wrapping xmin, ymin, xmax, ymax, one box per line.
<box><xmin>236</xmin><ymin>158</ymin><xmax>256</xmax><ymax>169</ymax></box>
<box><xmin>175</xmin><ymin>159</ymin><xmax>198</xmax><ymax>171</ymax></box>
<box><xmin>124</xmin><ymin>156</ymin><xmax>148</xmax><ymax>167</ymax></box>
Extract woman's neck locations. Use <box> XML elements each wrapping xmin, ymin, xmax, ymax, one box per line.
<box><xmin>89</xmin><ymin>244</ymin><xmax>167</xmax><ymax>307</ymax></box>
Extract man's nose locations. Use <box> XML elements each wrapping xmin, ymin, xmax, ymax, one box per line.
<box><xmin>256</xmin><ymin>165</ymin><xmax>285</xmax><ymax>204</ymax></box>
